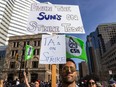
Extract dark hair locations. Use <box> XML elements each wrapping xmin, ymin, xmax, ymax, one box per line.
<box><xmin>66</xmin><ymin>58</ymin><xmax>77</xmax><ymax>69</ymax></box>
<box><xmin>87</xmin><ymin>78</ymin><xmax>97</xmax><ymax>87</ymax></box>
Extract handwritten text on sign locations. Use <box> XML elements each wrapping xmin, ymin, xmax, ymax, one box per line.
<box><xmin>39</xmin><ymin>35</ymin><xmax>66</xmax><ymax>64</ymax></box>
<box><xmin>27</xmin><ymin>3</ymin><xmax>85</xmax><ymax>34</ymax></box>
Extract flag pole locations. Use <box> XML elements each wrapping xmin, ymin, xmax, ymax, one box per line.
<box><xmin>52</xmin><ymin>64</ymin><xmax>56</xmax><ymax>87</ymax></box>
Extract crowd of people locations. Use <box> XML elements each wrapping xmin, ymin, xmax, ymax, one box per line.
<box><xmin>1</xmin><ymin>58</ymin><xmax>116</xmax><ymax>87</ymax></box>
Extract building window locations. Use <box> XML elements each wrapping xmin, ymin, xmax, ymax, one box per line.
<box><xmin>37</xmin><ymin>49</ymin><xmax>39</xmax><ymax>55</ymax></box>
<box><xmin>13</xmin><ymin>42</ymin><xmax>19</xmax><ymax>47</ymax></box>
<box><xmin>11</xmin><ymin>50</ymin><xmax>18</xmax><ymax>57</ymax></box>
<box><xmin>10</xmin><ymin>62</ymin><xmax>15</xmax><ymax>68</ymax></box>
<box><xmin>27</xmin><ymin>41</ymin><xmax>30</xmax><ymax>45</ymax></box>
<box><xmin>37</xmin><ymin>41</ymin><xmax>40</xmax><ymax>46</ymax></box>
<box><xmin>34</xmin><ymin>41</ymin><xmax>40</xmax><ymax>46</ymax></box>
<box><xmin>21</xmin><ymin>62</ymin><xmax>25</xmax><ymax>68</ymax></box>
<box><xmin>22</xmin><ymin>49</ymin><xmax>25</xmax><ymax>56</ymax></box>
<box><xmin>33</xmin><ymin>49</ymin><xmax>40</xmax><ymax>55</ymax></box>
<box><xmin>11</xmin><ymin>50</ymin><xmax>15</xmax><ymax>56</ymax></box>
<box><xmin>34</xmin><ymin>49</ymin><xmax>35</xmax><ymax>55</ymax></box>
<box><xmin>32</xmin><ymin>61</ymin><xmax>38</xmax><ymax>68</ymax></box>
<box><xmin>34</xmin><ymin>41</ymin><xmax>36</xmax><ymax>46</ymax></box>
<box><xmin>24</xmin><ymin>41</ymin><xmax>30</xmax><ymax>47</ymax></box>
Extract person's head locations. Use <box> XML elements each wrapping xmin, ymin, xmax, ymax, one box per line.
<box><xmin>87</xmin><ymin>78</ymin><xmax>97</xmax><ymax>87</ymax></box>
<box><xmin>34</xmin><ymin>80</ymin><xmax>40</xmax><ymax>87</ymax></box>
<box><xmin>109</xmin><ymin>80</ymin><xmax>116</xmax><ymax>87</ymax></box>
<box><xmin>61</xmin><ymin>58</ymin><xmax>77</xmax><ymax>84</ymax></box>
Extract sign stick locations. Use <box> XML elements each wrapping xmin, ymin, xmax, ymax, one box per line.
<box><xmin>52</xmin><ymin>64</ymin><xmax>56</xmax><ymax>87</ymax></box>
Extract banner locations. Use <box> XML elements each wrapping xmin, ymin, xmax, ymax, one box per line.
<box><xmin>25</xmin><ymin>45</ymin><xmax>34</xmax><ymax>61</ymax></box>
<box><xmin>27</xmin><ymin>3</ymin><xmax>85</xmax><ymax>34</ymax></box>
<box><xmin>66</xmin><ymin>35</ymin><xmax>87</xmax><ymax>61</ymax></box>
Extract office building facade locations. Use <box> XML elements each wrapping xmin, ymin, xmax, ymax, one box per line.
<box><xmin>0</xmin><ymin>0</ymin><xmax>35</xmax><ymax>46</ymax></box>
<box><xmin>97</xmin><ymin>23</ymin><xmax>116</xmax><ymax>80</ymax></box>
<box><xmin>2</xmin><ymin>34</ymin><xmax>59</xmax><ymax>82</ymax></box>
<box><xmin>86</xmin><ymin>23</ymin><xmax>116</xmax><ymax>80</ymax></box>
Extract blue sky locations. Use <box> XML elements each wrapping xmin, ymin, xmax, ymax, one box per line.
<box><xmin>37</xmin><ymin>0</ymin><xmax>116</xmax><ymax>69</ymax></box>
<box><xmin>37</xmin><ymin>0</ymin><xmax>116</xmax><ymax>41</ymax></box>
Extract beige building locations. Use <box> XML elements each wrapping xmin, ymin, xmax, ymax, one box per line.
<box><xmin>2</xmin><ymin>34</ymin><xmax>59</xmax><ymax>82</ymax></box>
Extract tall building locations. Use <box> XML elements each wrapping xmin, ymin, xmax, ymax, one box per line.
<box><xmin>0</xmin><ymin>0</ymin><xmax>36</xmax><ymax>46</ymax></box>
<box><xmin>86</xmin><ymin>23</ymin><xmax>116</xmax><ymax>80</ymax></box>
<box><xmin>86</xmin><ymin>32</ymin><xmax>101</xmax><ymax>77</ymax></box>
<box><xmin>97</xmin><ymin>23</ymin><xmax>116</xmax><ymax>80</ymax></box>
<box><xmin>2</xmin><ymin>34</ymin><xmax>59</xmax><ymax>82</ymax></box>
<box><xmin>79</xmin><ymin>61</ymin><xmax>89</xmax><ymax>78</ymax></box>
<box><xmin>97</xmin><ymin>23</ymin><xmax>116</xmax><ymax>55</ymax></box>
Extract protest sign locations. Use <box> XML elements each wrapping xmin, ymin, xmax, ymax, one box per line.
<box><xmin>27</xmin><ymin>3</ymin><xmax>85</xmax><ymax>34</ymax></box>
<box><xmin>39</xmin><ymin>35</ymin><xmax>66</xmax><ymax>64</ymax></box>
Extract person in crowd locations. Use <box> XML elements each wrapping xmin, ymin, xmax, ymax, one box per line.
<box><xmin>23</xmin><ymin>71</ymin><xmax>40</xmax><ymax>87</ymax></box>
<box><xmin>16</xmin><ymin>78</ymin><xmax>20</xmax><ymax>85</ymax></box>
<box><xmin>39</xmin><ymin>81</ymin><xmax>45</xmax><ymax>87</ymax></box>
<box><xmin>87</xmin><ymin>78</ymin><xmax>97</xmax><ymax>87</ymax></box>
<box><xmin>109</xmin><ymin>80</ymin><xmax>116</xmax><ymax>87</ymax></box>
<box><xmin>96</xmin><ymin>82</ymin><xmax>102</xmax><ymax>87</ymax></box>
<box><xmin>17</xmin><ymin>77</ymin><xmax>26</xmax><ymax>87</ymax></box>
<box><xmin>60</xmin><ymin>58</ymin><xmax>78</xmax><ymax>87</ymax></box>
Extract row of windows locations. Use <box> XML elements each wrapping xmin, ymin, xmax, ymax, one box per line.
<box><xmin>0</xmin><ymin>35</ymin><xmax>7</xmax><ymax>42</ymax></box>
<box><xmin>10</xmin><ymin>61</ymin><xmax>38</xmax><ymax>68</ymax></box>
<box><xmin>108</xmin><ymin>52</ymin><xmax>116</xmax><ymax>58</ymax></box>
<box><xmin>105</xmin><ymin>57</ymin><xmax>116</xmax><ymax>65</ymax></box>
<box><xmin>9</xmin><ymin>26</ymin><xmax>26</xmax><ymax>35</ymax></box>
<box><xmin>11</xmin><ymin>13</ymin><xmax>27</xmax><ymax>22</ymax></box>
<box><xmin>107</xmin><ymin>63</ymin><xmax>116</xmax><ymax>68</ymax></box>
<box><xmin>11</xmin><ymin>49</ymin><xmax>40</xmax><ymax>57</ymax></box>
<box><xmin>16</xmin><ymin>0</ymin><xmax>31</xmax><ymax>10</ymax></box>
<box><xmin>12</xmin><ymin>41</ymin><xmax>41</xmax><ymax>48</ymax></box>
<box><xmin>0</xmin><ymin>41</ymin><xmax>5</xmax><ymax>46</ymax></box>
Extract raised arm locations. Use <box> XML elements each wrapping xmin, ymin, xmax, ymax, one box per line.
<box><xmin>23</xmin><ymin>71</ymin><xmax>30</xmax><ymax>87</ymax></box>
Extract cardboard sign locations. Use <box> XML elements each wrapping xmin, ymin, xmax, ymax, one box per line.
<box><xmin>39</xmin><ymin>35</ymin><xmax>66</xmax><ymax>64</ymax></box>
<box><xmin>27</xmin><ymin>3</ymin><xmax>85</xmax><ymax>34</ymax></box>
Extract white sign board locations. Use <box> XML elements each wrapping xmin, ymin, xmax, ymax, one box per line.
<box><xmin>109</xmin><ymin>70</ymin><xmax>112</xmax><ymax>75</ymax></box>
<box><xmin>27</xmin><ymin>3</ymin><xmax>85</xmax><ymax>34</ymax></box>
<box><xmin>39</xmin><ymin>35</ymin><xmax>66</xmax><ymax>64</ymax></box>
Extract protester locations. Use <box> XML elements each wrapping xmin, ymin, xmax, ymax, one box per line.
<box><xmin>23</xmin><ymin>71</ymin><xmax>40</xmax><ymax>87</ymax></box>
<box><xmin>17</xmin><ymin>77</ymin><xmax>26</xmax><ymax>87</ymax></box>
<box><xmin>86</xmin><ymin>77</ymin><xmax>97</xmax><ymax>87</ymax></box>
<box><xmin>109</xmin><ymin>80</ymin><xmax>116</xmax><ymax>87</ymax></box>
<box><xmin>16</xmin><ymin>78</ymin><xmax>20</xmax><ymax>85</ymax></box>
<box><xmin>60</xmin><ymin>58</ymin><xmax>78</xmax><ymax>87</ymax></box>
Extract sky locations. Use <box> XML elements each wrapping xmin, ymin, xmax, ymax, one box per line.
<box><xmin>37</xmin><ymin>0</ymin><xmax>116</xmax><ymax>69</ymax></box>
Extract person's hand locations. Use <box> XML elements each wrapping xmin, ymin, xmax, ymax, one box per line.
<box><xmin>23</xmin><ymin>71</ymin><xmax>27</xmax><ymax>77</ymax></box>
